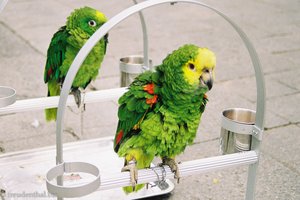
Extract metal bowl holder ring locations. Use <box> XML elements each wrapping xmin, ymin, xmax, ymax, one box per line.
<box><xmin>0</xmin><ymin>86</ymin><xmax>16</xmax><ymax>108</ymax></box>
<box><xmin>220</xmin><ymin>108</ymin><xmax>256</xmax><ymax>154</ymax></box>
<box><xmin>45</xmin><ymin>0</ymin><xmax>265</xmax><ymax>199</ymax></box>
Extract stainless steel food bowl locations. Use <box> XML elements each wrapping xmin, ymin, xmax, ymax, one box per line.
<box><xmin>119</xmin><ymin>55</ymin><xmax>152</xmax><ymax>87</ymax></box>
<box><xmin>0</xmin><ymin>86</ymin><xmax>16</xmax><ymax>108</ymax></box>
<box><xmin>220</xmin><ymin>108</ymin><xmax>256</xmax><ymax>154</ymax></box>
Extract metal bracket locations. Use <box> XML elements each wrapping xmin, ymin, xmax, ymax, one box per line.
<box><xmin>252</xmin><ymin>125</ymin><xmax>263</xmax><ymax>141</ymax></box>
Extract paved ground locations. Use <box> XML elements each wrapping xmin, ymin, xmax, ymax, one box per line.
<box><xmin>0</xmin><ymin>0</ymin><xmax>299</xmax><ymax>199</ymax></box>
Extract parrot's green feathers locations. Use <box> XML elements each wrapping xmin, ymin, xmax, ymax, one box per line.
<box><xmin>45</xmin><ymin>80</ymin><xmax>61</xmax><ymax>121</ymax></box>
<box><xmin>44</xmin><ymin>6</ymin><xmax>108</xmax><ymax>121</ymax></box>
<box><xmin>44</xmin><ymin>26</ymin><xmax>68</xmax><ymax>83</ymax></box>
<box><xmin>123</xmin><ymin>184</ymin><xmax>145</xmax><ymax>194</ymax></box>
<box><xmin>66</xmin><ymin>7</ymin><xmax>107</xmax><ymax>36</ymax></box>
<box><xmin>114</xmin><ymin>44</ymin><xmax>216</xmax><ymax>193</ymax></box>
<box><xmin>45</xmin><ymin>108</ymin><xmax>58</xmax><ymax>122</ymax></box>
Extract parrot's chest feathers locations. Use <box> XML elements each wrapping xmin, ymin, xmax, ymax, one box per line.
<box><xmin>142</xmin><ymin>106</ymin><xmax>201</xmax><ymax>157</ymax></box>
<box><xmin>147</xmin><ymin>93</ymin><xmax>204</xmax><ymax>157</ymax></box>
<box><xmin>158</xmin><ymin>120</ymin><xmax>199</xmax><ymax>157</ymax></box>
<box><xmin>60</xmin><ymin>41</ymin><xmax>103</xmax><ymax>88</ymax></box>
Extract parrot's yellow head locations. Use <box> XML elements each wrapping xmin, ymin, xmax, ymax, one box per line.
<box><xmin>182</xmin><ymin>48</ymin><xmax>216</xmax><ymax>90</ymax></box>
<box><xmin>158</xmin><ymin>44</ymin><xmax>216</xmax><ymax>93</ymax></box>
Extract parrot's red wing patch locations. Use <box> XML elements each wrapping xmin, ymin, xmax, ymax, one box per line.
<box><xmin>116</xmin><ymin>130</ymin><xmax>124</xmax><ymax>145</ymax></box>
<box><xmin>47</xmin><ymin>67</ymin><xmax>53</xmax><ymax>77</ymax></box>
<box><xmin>146</xmin><ymin>94</ymin><xmax>158</xmax><ymax>105</ymax></box>
<box><xmin>143</xmin><ymin>83</ymin><xmax>155</xmax><ymax>95</ymax></box>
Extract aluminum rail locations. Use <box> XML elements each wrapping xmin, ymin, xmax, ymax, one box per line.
<box><xmin>0</xmin><ymin>87</ymin><xmax>127</xmax><ymax>115</ymax></box>
<box><xmin>100</xmin><ymin>151</ymin><xmax>258</xmax><ymax>190</ymax></box>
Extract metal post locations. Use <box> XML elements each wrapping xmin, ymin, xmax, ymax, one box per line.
<box><xmin>132</xmin><ymin>0</ymin><xmax>150</xmax><ymax>69</ymax></box>
<box><xmin>0</xmin><ymin>0</ymin><xmax>9</xmax><ymax>13</ymax></box>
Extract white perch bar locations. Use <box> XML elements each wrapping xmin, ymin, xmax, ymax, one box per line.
<box><xmin>0</xmin><ymin>87</ymin><xmax>127</xmax><ymax>115</ymax></box>
<box><xmin>100</xmin><ymin>151</ymin><xmax>258</xmax><ymax>191</ymax></box>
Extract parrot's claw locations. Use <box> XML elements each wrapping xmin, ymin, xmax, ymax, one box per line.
<box><xmin>161</xmin><ymin>157</ymin><xmax>180</xmax><ymax>183</ymax></box>
<box><xmin>122</xmin><ymin>159</ymin><xmax>138</xmax><ymax>188</ymax></box>
<box><xmin>71</xmin><ymin>88</ymin><xmax>81</xmax><ymax>108</ymax></box>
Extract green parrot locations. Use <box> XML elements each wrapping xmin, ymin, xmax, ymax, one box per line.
<box><xmin>44</xmin><ymin>6</ymin><xmax>108</xmax><ymax>121</ymax></box>
<box><xmin>113</xmin><ymin>44</ymin><xmax>216</xmax><ymax>193</ymax></box>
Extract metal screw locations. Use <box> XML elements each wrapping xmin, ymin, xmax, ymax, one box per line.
<box><xmin>252</xmin><ymin>130</ymin><xmax>258</xmax><ymax>135</ymax></box>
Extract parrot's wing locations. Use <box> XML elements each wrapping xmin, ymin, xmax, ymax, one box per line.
<box><xmin>114</xmin><ymin>71</ymin><xmax>160</xmax><ymax>153</ymax></box>
<box><xmin>44</xmin><ymin>26</ymin><xmax>69</xmax><ymax>83</ymax></box>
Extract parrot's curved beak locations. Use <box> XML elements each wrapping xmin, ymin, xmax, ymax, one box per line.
<box><xmin>200</xmin><ymin>69</ymin><xmax>214</xmax><ymax>90</ymax></box>
<box><xmin>206</xmin><ymin>78</ymin><xmax>213</xmax><ymax>90</ymax></box>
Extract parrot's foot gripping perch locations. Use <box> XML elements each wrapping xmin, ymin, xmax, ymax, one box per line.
<box><xmin>121</xmin><ymin>159</ymin><xmax>138</xmax><ymax>189</ymax></box>
<box><xmin>71</xmin><ymin>88</ymin><xmax>82</xmax><ymax>108</ymax></box>
<box><xmin>160</xmin><ymin>157</ymin><xmax>180</xmax><ymax>183</ymax></box>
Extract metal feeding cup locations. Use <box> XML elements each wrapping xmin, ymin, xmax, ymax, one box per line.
<box><xmin>0</xmin><ymin>86</ymin><xmax>16</xmax><ymax>108</ymax></box>
<box><xmin>220</xmin><ymin>108</ymin><xmax>256</xmax><ymax>154</ymax></box>
<box><xmin>119</xmin><ymin>55</ymin><xmax>152</xmax><ymax>87</ymax></box>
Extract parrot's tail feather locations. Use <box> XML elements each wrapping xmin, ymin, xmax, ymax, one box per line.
<box><xmin>123</xmin><ymin>184</ymin><xmax>145</xmax><ymax>194</ymax></box>
<box><xmin>45</xmin><ymin>108</ymin><xmax>57</xmax><ymax>121</ymax></box>
<box><xmin>45</xmin><ymin>80</ymin><xmax>60</xmax><ymax>121</ymax></box>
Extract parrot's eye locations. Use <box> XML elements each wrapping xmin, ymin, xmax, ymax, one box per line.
<box><xmin>88</xmin><ymin>20</ymin><xmax>97</xmax><ymax>27</ymax></box>
<box><xmin>188</xmin><ymin>63</ymin><xmax>195</xmax><ymax>71</ymax></box>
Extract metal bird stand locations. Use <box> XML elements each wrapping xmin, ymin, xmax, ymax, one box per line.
<box><xmin>0</xmin><ymin>0</ymin><xmax>265</xmax><ymax>199</ymax></box>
